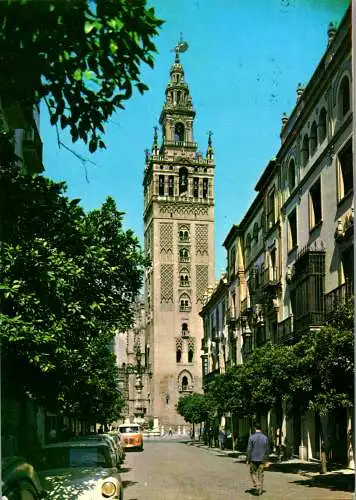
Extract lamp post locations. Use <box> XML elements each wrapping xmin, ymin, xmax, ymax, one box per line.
<box><xmin>133</xmin><ymin>346</ymin><xmax>145</xmax><ymax>422</ymax></box>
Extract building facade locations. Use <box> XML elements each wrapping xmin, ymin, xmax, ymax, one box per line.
<box><xmin>143</xmin><ymin>47</ymin><xmax>215</xmax><ymax>428</ymax></box>
<box><xmin>201</xmin><ymin>8</ymin><xmax>353</xmax><ymax>466</ymax></box>
<box><xmin>115</xmin><ymin>298</ymin><xmax>151</xmax><ymax>425</ymax></box>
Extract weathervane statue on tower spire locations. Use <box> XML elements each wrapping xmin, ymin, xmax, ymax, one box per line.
<box><xmin>173</xmin><ymin>33</ymin><xmax>188</xmax><ymax>62</ymax></box>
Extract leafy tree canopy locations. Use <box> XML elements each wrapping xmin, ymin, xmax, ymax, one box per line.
<box><xmin>0</xmin><ymin>162</ymin><xmax>147</xmax><ymax>422</ymax></box>
<box><xmin>0</xmin><ymin>0</ymin><xmax>163</xmax><ymax>153</ymax></box>
<box><xmin>293</xmin><ymin>297</ymin><xmax>354</xmax><ymax>416</ymax></box>
<box><xmin>176</xmin><ymin>393</ymin><xmax>210</xmax><ymax>424</ymax></box>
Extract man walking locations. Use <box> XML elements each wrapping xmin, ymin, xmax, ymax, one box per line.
<box><xmin>246</xmin><ymin>423</ymin><xmax>269</xmax><ymax>496</ymax></box>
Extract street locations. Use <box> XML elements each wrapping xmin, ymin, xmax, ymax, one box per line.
<box><xmin>121</xmin><ymin>440</ymin><xmax>353</xmax><ymax>500</ymax></box>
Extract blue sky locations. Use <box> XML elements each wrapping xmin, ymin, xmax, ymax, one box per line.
<box><xmin>42</xmin><ymin>0</ymin><xmax>350</xmax><ymax>278</ymax></box>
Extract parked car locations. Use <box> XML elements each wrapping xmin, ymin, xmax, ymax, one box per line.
<box><xmin>37</xmin><ymin>440</ymin><xmax>124</xmax><ymax>499</ymax></box>
<box><xmin>70</xmin><ymin>433</ymin><xmax>124</xmax><ymax>466</ymax></box>
<box><xmin>107</xmin><ymin>432</ymin><xmax>126</xmax><ymax>464</ymax></box>
<box><xmin>2</xmin><ymin>456</ymin><xmax>46</xmax><ymax>500</ymax></box>
<box><xmin>118</xmin><ymin>424</ymin><xmax>143</xmax><ymax>451</ymax></box>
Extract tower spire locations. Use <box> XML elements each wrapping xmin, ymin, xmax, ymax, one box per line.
<box><xmin>206</xmin><ymin>130</ymin><xmax>214</xmax><ymax>160</ymax></box>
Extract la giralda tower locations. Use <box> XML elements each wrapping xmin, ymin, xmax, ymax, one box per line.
<box><xmin>143</xmin><ymin>41</ymin><xmax>215</xmax><ymax>429</ymax></box>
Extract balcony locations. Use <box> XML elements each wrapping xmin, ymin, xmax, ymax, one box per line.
<box><xmin>324</xmin><ymin>280</ymin><xmax>353</xmax><ymax>314</ymax></box>
<box><xmin>261</xmin><ymin>266</ymin><xmax>280</xmax><ymax>289</ymax></box>
<box><xmin>162</xmin><ymin>139</ymin><xmax>197</xmax><ymax>149</ymax></box>
<box><xmin>178</xmin><ymin>385</ymin><xmax>193</xmax><ymax>393</ymax></box>
<box><xmin>179</xmin><ymin>256</ymin><xmax>190</xmax><ymax>263</ymax></box>
<box><xmin>277</xmin><ymin>315</ymin><xmax>294</xmax><ymax>344</ymax></box>
<box><xmin>180</xmin><ymin>305</ymin><xmax>191</xmax><ymax>312</ymax></box>
<box><xmin>294</xmin><ymin>312</ymin><xmax>325</xmax><ymax>335</ymax></box>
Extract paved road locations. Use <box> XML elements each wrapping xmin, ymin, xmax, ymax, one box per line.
<box><xmin>121</xmin><ymin>440</ymin><xmax>353</xmax><ymax>500</ymax></box>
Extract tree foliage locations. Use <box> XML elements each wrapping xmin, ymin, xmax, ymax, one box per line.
<box><xmin>0</xmin><ymin>0</ymin><xmax>163</xmax><ymax>152</ymax></box>
<box><xmin>204</xmin><ymin>299</ymin><xmax>353</xmax><ymax>422</ymax></box>
<box><xmin>292</xmin><ymin>298</ymin><xmax>354</xmax><ymax>416</ymax></box>
<box><xmin>176</xmin><ymin>393</ymin><xmax>210</xmax><ymax>424</ymax></box>
<box><xmin>0</xmin><ymin>162</ymin><xmax>147</xmax><ymax>423</ymax></box>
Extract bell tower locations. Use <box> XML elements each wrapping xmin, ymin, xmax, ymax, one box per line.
<box><xmin>143</xmin><ymin>40</ymin><xmax>215</xmax><ymax>430</ymax></box>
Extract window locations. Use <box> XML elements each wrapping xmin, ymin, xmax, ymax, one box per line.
<box><xmin>310</xmin><ymin>121</ymin><xmax>317</xmax><ymax>155</ymax></box>
<box><xmin>267</xmin><ymin>188</ymin><xmax>275</xmax><ymax>228</ymax></box>
<box><xmin>309</xmin><ymin>178</ymin><xmax>322</xmax><ymax>229</ymax></box>
<box><xmin>229</xmin><ymin>247</ymin><xmax>236</xmax><ymax>277</ymax></box>
<box><xmin>245</xmin><ymin>233</ymin><xmax>251</xmax><ymax>259</ymax></box>
<box><xmin>288</xmin><ymin>158</ymin><xmax>296</xmax><ymax>193</ymax></box>
<box><xmin>176</xmin><ymin>349</ymin><xmax>182</xmax><ymax>363</ymax></box>
<box><xmin>159</xmin><ymin>175</ymin><xmax>164</xmax><ymax>196</ymax></box>
<box><xmin>179</xmin><ymin>227</ymin><xmax>189</xmax><ymax>242</ymax></box>
<box><xmin>182</xmin><ymin>323</ymin><xmax>189</xmax><ymax>335</ymax></box>
<box><xmin>180</xmin><ymin>273</ymin><xmax>189</xmax><ymax>287</ymax></box>
<box><xmin>338</xmin><ymin>141</ymin><xmax>353</xmax><ymax>201</ymax></box>
<box><xmin>179</xmin><ymin>248</ymin><xmax>189</xmax><ymax>262</ymax></box>
<box><xmin>339</xmin><ymin>76</ymin><xmax>350</xmax><ymax>118</ymax></box>
<box><xmin>288</xmin><ymin>208</ymin><xmax>297</xmax><ymax>251</ymax></box>
<box><xmin>341</xmin><ymin>244</ymin><xmax>354</xmax><ymax>285</ymax></box>
<box><xmin>175</xmin><ymin>122</ymin><xmax>185</xmax><ymax>142</ymax></box>
<box><xmin>193</xmin><ymin>177</ymin><xmax>199</xmax><ymax>197</ymax></box>
<box><xmin>318</xmin><ymin>108</ymin><xmax>327</xmax><ymax>143</ymax></box>
<box><xmin>180</xmin><ymin>294</ymin><xmax>190</xmax><ymax>311</ymax></box>
<box><xmin>181</xmin><ymin>376</ymin><xmax>188</xmax><ymax>391</ymax></box>
<box><xmin>168</xmin><ymin>176</ymin><xmax>174</xmax><ymax>196</ymax></box>
<box><xmin>301</xmin><ymin>134</ymin><xmax>309</xmax><ymax>167</ymax></box>
<box><xmin>179</xmin><ymin>167</ymin><xmax>188</xmax><ymax>194</ymax></box>
<box><xmin>202</xmin><ymin>178</ymin><xmax>208</xmax><ymax>198</ymax></box>
<box><xmin>253</xmin><ymin>222</ymin><xmax>259</xmax><ymax>242</ymax></box>
<box><xmin>188</xmin><ymin>349</ymin><xmax>194</xmax><ymax>363</ymax></box>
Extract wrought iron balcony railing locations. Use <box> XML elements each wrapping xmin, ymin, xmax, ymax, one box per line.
<box><xmin>261</xmin><ymin>266</ymin><xmax>280</xmax><ymax>288</ymax></box>
<box><xmin>277</xmin><ymin>315</ymin><xmax>294</xmax><ymax>344</ymax></box>
<box><xmin>324</xmin><ymin>279</ymin><xmax>353</xmax><ymax>314</ymax></box>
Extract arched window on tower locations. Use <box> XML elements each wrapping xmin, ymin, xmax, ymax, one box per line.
<box><xmin>202</xmin><ymin>178</ymin><xmax>208</xmax><ymax>198</ymax></box>
<box><xmin>188</xmin><ymin>349</ymin><xmax>194</xmax><ymax>363</ymax></box>
<box><xmin>179</xmin><ymin>248</ymin><xmax>189</xmax><ymax>262</ymax></box>
<box><xmin>180</xmin><ymin>273</ymin><xmax>189</xmax><ymax>287</ymax></box>
<box><xmin>179</xmin><ymin>167</ymin><xmax>188</xmax><ymax>194</ymax></box>
<box><xmin>182</xmin><ymin>323</ymin><xmax>189</xmax><ymax>336</ymax></box>
<box><xmin>158</xmin><ymin>175</ymin><xmax>165</xmax><ymax>196</ymax></box>
<box><xmin>175</xmin><ymin>122</ymin><xmax>185</xmax><ymax>142</ymax></box>
<box><xmin>179</xmin><ymin>227</ymin><xmax>189</xmax><ymax>242</ymax></box>
<box><xmin>182</xmin><ymin>376</ymin><xmax>188</xmax><ymax>391</ymax></box>
<box><xmin>168</xmin><ymin>176</ymin><xmax>174</xmax><ymax>196</ymax></box>
<box><xmin>180</xmin><ymin>294</ymin><xmax>191</xmax><ymax>312</ymax></box>
<box><xmin>176</xmin><ymin>349</ymin><xmax>182</xmax><ymax>363</ymax></box>
<box><xmin>193</xmin><ymin>177</ymin><xmax>199</xmax><ymax>198</ymax></box>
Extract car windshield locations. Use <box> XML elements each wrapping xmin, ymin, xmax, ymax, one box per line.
<box><xmin>119</xmin><ymin>426</ymin><xmax>140</xmax><ymax>433</ymax></box>
<box><xmin>39</xmin><ymin>445</ymin><xmax>112</xmax><ymax>469</ymax></box>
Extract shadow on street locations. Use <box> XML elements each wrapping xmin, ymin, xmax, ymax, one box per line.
<box><xmin>292</xmin><ymin>473</ymin><xmax>354</xmax><ymax>493</ymax></box>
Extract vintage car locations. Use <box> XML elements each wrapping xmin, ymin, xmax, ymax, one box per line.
<box><xmin>118</xmin><ymin>424</ymin><xmax>143</xmax><ymax>451</ymax></box>
<box><xmin>37</xmin><ymin>440</ymin><xmax>124</xmax><ymax>499</ymax></box>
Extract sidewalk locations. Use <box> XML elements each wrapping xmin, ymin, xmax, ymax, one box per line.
<box><xmin>187</xmin><ymin>441</ymin><xmax>355</xmax><ymax>494</ymax></box>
